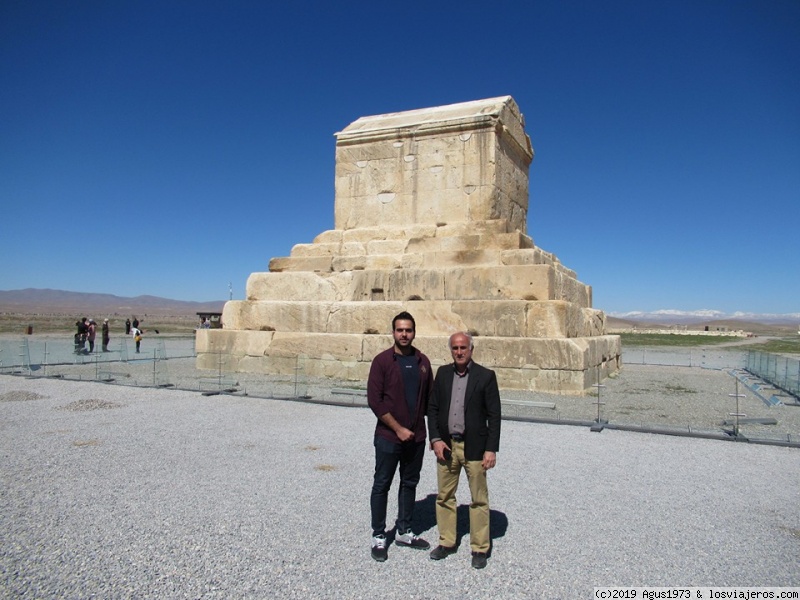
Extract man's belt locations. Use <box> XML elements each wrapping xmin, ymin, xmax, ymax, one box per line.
<box><xmin>450</xmin><ymin>433</ymin><xmax>465</xmax><ymax>442</ymax></box>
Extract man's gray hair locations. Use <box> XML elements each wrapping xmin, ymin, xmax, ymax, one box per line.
<box><xmin>448</xmin><ymin>331</ymin><xmax>474</xmax><ymax>350</ymax></box>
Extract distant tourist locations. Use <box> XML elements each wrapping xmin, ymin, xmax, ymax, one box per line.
<box><xmin>102</xmin><ymin>319</ymin><xmax>110</xmax><ymax>352</ymax></box>
<box><xmin>76</xmin><ymin>318</ymin><xmax>88</xmax><ymax>354</ymax></box>
<box><xmin>87</xmin><ymin>319</ymin><xmax>97</xmax><ymax>353</ymax></box>
<box><xmin>132</xmin><ymin>316</ymin><xmax>139</xmax><ymax>331</ymax></box>
<box><xmin>73</xmin><ymin>320</ymin><xmax>82</xmax><ymax>353</ymax></box>
<box><xmin>125</xmin><ymin>318</ymin><xmax>131</xmax><ymax>335</ymax></box>
<box><xmin>132</xmin><ymin>326</ymin><xmax>142</xmax><ymax>354</ymax></box>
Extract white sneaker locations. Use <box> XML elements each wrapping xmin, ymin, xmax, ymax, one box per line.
<box><xmin>395</xmin><ymin>531</ymin><xmax>430</xmax><ymax>549</ymax></box>
<box><xmin>371</xmin><ymin>534</ymin><xmax>387</xmax><ymax>562</ymax></box>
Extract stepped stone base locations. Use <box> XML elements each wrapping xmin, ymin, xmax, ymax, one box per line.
<box><xmin>219</xmin><ymin>300</ymin><xmax>604</xmax><ymax>339</ymax></box>
<box><xmin>196</xmin><ymin>329</ymin><xmax>621</xmax><ymax>394</ymax></box>
<box><xmin>196</xmin><ymin>96</ymin><xmax>621</xmax><ymax>393</ymax></box>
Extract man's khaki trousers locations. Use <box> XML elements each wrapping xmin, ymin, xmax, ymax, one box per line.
<box><xmin>435</xmin><ymin>440</ymin><xmax>490</xmax><ymax>553</ymax></box>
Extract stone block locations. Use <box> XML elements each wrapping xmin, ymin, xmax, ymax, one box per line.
<box><xmin>362</xmin><ymin>335</ymin><xmax>394</xmax><ymax>362</ymax></box>
<box><xmin>553</xmin><ymin>271</ymin><xmax>591</xmax><ymax>307</ymax></box>
<box><xmin>469</xmin><ymin>337</ymin><xmax>589</xmax><ymax>370</ymax></box>
<box><xmin>268</xmin><ymin>256</ymin><xmax>333</xmax><ymax>273</ymax></box>
<box><xmin>341</xmin><ymin>225</ymin><xmax>436</xmax><ymax>243</ymax></box>
<box><xmin>331</xmin><ymin>256</ymin><xmax>367</xmax><ymax>271</ymax></box>
<box><xmin>449</xmin><ymin>300</ymin><xmax>528</xmax><ymax>337</ymax></box>
<box><xmin>290</xmin><ymin>242</ymin><xmax>340</xmax><ymax>258</ymax></box>
<box><xmin>222</xmin><ymin>301</ymin><xmax>334</xmax><ymax>332</ymax></box>
<box><xmin>340</xmin><ymin>270</ymin><xmax>390</xmax><ymax>301</ymax></box>
<box><xmin>407</xmin><ymin>234</ymin><xmax>481</xmax><ymax>253</ymax></box>
<box><xmin>387</xmin><ymin>270</ymin><xmax>447</xmax><ymax>301</ymax></box>
<box><xmin>501</xmin><ymin>248</ymin><xmax>552</xmax><ymax>267</ymax></box>
<box><xmin>268</xmin><ymin>332</ymin><xmax>365</xmax><ymax>361</ymax></box>
<box><xmin>420</xmin><ymin>250</ymin><xmax>504</xmax><ymax>269</ymax></box>
<box><xmin>400</xmin><ymin>254</ymin><xmax>425</xmax><ymax>269</ymax></box>
<box><xmin>198</xmin><ymin>329</ymin><xmax>275</xmax><ymax>357</ymax></box>
<box><xmin>582</xmin><ymin>308</ymin><xmax>606</xmax><ymax>337</ymax></box>
<box><xmin>340</xmin><ymin>242</ymin><xmax>367</xmax><ymax>256</ymax></box>
<box><xmin>246</xmin><ymin>271</ymin><xmax>339</xmax><ymax>302</ymax></box>
<box><xmin>313</xmin><ymin>230</ymin><xmax>342</xmax><ymax>244</ymax></box>
<box><xmin>443</xmin><ymin>265</ymin><xmax>554</xmax><ymax>301</ymax></box>
<box><xmin>435</xmin><ymin>220</ymin><xmax>511</xmax><ymax>237</ymax></box>
<box><xmin>524</xmin><ymin>301</ymin><xmax>577</xmax><ymax>338</ymax></box>
<box><xmin>327</xmin><ymin>302</ymin><xmax>405</xmax><ymax>334</ymax></box>
<box><xmin>366</xmin><ymin>239</ymin><xmax>408</xmax><ymax>255</ymax></box>
<box><xmin>363</xmin><ymin>255</ymin><xmax>404</xmax><ymax>270</ymax></box>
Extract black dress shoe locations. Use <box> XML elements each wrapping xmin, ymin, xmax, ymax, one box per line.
<box><xmin>429</xmin><ymin>545</ymin><xmax>457</xmax><ymax>560</ymax></box>
<box><xmin>471</xmin><ymin>552</ymin><xmax>488</xmax><ymax>569</ymax></box>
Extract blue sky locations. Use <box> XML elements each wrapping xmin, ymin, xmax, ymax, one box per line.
<box><xmin>1</xmin><ymin>1</ymin><xmax>798</xmax><ymax>316</ymax></box>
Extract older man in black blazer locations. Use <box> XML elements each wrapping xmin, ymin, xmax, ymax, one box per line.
<box><xmin>427</xmin><ymin>331</ymin><xmax>501</xmax><ymax>569</ymax></box>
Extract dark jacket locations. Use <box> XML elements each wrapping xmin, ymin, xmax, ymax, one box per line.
<box><xmin>428</xmin><ymin>362</ymin><xmax>502</xmax><ymax>461</ymax></box>
<box><xmin>368</xmin><ymin>346</ymin><xmax>433</xmax><ymax>444</ymax></box>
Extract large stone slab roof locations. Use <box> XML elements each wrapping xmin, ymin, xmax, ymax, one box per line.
<box><xmin>335</xmin><ymin>95</ymin><xmax>529</xmax><ymax>154</ymax></box>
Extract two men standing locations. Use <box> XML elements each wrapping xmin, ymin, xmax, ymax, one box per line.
<box><xmin>367</xmin><ymin>314</ymin><xmax>501</xmax><ymax>569</ymax></box>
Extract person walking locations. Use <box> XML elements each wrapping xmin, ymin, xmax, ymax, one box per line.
<box><xmin>427</xmin><ymin>332</ymin><xmax>502</xmax><ymax>570</ymax></box>
<box><xmin>132</xmin><ymin>326</ymin><xmax>142</xmax><ymax>354</ymax></box>
<box><xmin>125</xmin><ymin>318</ymin><xmax>131</xmax><ymax>335</ymax></box>
<box><xmin>367</xmin><ymin>311</ymin><xmax>433</xmax><ymax>562</ymax></box>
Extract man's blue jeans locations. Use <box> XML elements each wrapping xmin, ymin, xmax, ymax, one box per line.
<box><xmin>371</xmin><ymin>435</ymin><xmax>425</xmax><ymax>537</ymax></box>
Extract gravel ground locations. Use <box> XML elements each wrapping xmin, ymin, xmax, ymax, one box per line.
<box><xmin>1</xmin><ymin>373</ymin><xmax>799</xmax><ymax>599</ymax></box>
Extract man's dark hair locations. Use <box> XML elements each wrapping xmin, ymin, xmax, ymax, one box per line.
<box><xmin>392</xmin><ymin>311</ymin><xmax>416</xmax><ymax>331</ymax></box>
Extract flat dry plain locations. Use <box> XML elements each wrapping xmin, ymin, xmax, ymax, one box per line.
<box><xmin>0</xmin><ymin>312</ymin><xmax>201</xmax><ymax>335</ymax></box>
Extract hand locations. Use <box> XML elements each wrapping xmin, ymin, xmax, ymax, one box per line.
<box><xmin>482</xmin><ymin>451</ymin><xmax>496</xmax><ymax>470</ymax></box>
<box><xmin>396</xmin><ymin>427</ymin><xmax>415</xmax><ymax>443</ymax></box>
<box><xmin>432</xmin><ymin>440</ymin><xmax>451</xmax><ymax>461</ymax></box>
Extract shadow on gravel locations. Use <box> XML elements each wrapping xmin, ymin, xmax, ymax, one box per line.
<box><xmin>411</xmin><ymin>493</ymin><xmax>509</xmax><ymax>548</ymax></box>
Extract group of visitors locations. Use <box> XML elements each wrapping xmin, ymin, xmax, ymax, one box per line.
<box><xmin>73</xmin><ymin>317</ymin><xmax>110</xmax><ymax>354</ymax></box>
<box><xmin>368</xmin><ymin>312</ymin><xmax>502</xmax><ymax>570</ymax></box>
<box><xmin>125</xmin><ymin>316</ymin><xmax>143</xmax><ymax>353</ymax></box>
<box><xmin>73</xmin><ymin>316</ymin><xmax>143</xmax><ymax>354</ymax></box>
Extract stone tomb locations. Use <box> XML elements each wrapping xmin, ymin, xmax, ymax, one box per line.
<box><xmin>196</xmin><ymin>96</ymin><xmax>621</xmax><ymax>393</ymax></box>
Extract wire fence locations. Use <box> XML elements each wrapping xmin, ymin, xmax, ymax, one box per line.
<box><xmin>746</xmin><ymin>350</ymin><xmax>800</xmax><ymax>396</ymax></box>
<box><xmin>621</xmin><ymin>347</ymin><xmax>747</xmax><ymax>370</ymax></box>
<box><xmin>2</xmin><ymin>335</ymin><xmax>799</xmax><ymax>446</ymax></box>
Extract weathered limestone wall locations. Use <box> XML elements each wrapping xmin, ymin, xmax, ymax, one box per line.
<box><xmin>333</xmin><ymin>97</ymin><xmax>532</xmax><ymax>233</ymax></box>
<box><xmin>197</xmin><ymin>96</ymin><xmax>621</xmax><ymax>393</ymax></box>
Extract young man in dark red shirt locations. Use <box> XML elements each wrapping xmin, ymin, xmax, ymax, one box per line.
<box><xmin>367</xmin><ymin>311</ymin><xmax>433</xmax><ymax>562</ymax></box>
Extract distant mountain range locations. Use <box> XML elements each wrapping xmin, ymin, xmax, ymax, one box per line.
<box><xmin>608</xmin><ymin>309</ymin><xmax>800</xmax><ymax>326</ymax></box>
<box><xmin>607</xmin><ymin>310</ymin><xmax>800</xmax><ymax>336</ymax></box>
<box><xmin>0</xmin><ymin>288</ymin><xmax>226</xmax><ymax>316</ymax></box>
